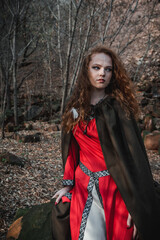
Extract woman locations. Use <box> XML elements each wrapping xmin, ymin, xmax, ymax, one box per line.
<box><xmin>53</xmin><ymin>46</ymin><xmax>160</xmax><ymax>240</ymax></box>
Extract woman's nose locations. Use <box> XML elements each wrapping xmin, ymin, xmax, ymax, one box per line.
<box><xmin>99</xmin><ymin>68</ymin><xmax>105</xmax><ymax>76</ymax></box>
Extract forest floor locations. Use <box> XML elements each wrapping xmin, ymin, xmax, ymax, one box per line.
<box><xmin>0</xmin><ymin>121</ymin><xmax>160</xmax><ymax>240</ymax></box>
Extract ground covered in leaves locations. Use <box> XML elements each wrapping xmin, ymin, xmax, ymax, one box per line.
<box><xmin>0</xmin><ymin>121</ymin><xmax>160</xmax><ymax>240</ymax></box>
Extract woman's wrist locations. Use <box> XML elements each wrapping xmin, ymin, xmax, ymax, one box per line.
<box><xmin>64</xmin><ymin>185</ymin><xmax>72</xmax><ymax>191</ymax></box>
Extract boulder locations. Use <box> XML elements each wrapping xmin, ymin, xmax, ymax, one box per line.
<box><xmin>144</xmin><ymin>131</ymin><xmax>160</xmax><ymax>150</ymax></box>
<box><xmin>143</xmin><ymin>92</ymin><xmax>153</xmax><ymax>98</ymax></box>
<box><xmin>24</xmin><ymin>105</ymin><xmax>43</xmax><ymax>121</ymax></box>
<box><xmin>141</xmin><ymin>98</ymin><xmax>149</xmax><ymax>107</ymax></box>
<box><xmin>5</xmin><ymin>123</ymin><xmax>25</xmax><ymax>132</ymax></box>
<box><xmin>154</xmin><ymin>118</ymin><xmax>160</xmax><ymax>130</ymax></box>
<box><xmin>0</xmin><ymin>151</ymin><xmax>25</xmax><ymax>167</ymax></box>
<box><xmin>152</xmin><ymin>109</ymin><xmax>160</xmax><ymax>118</ymax></box>
<box><xmin>141</xmin><ymin>130</ymin><xmax>150</xmax><ymax>140</ymax></box>
<box><xmin>143</xmin><ymin>104</ymin><xmax>153</xmax><ymax>115</ymax></box>
<box><xmin>6</xmin><ymin>201</ymin><xmax>54</xmax><ymax>240</ymax></box>
<box><xmin>23</xmin><ymin>122</ymin><xmax>33</xmax><ymax>130</ymax></box>
<box><xmin>13</xmin><ymin>133</ymin><xmax>41</xmax><ymax>143</ymax></box>
<box><xmin>51</xmin><ymin>101</ymin><xmax>61</xmax><ymax>113</ymax></box>
<box><xmin>5</xmin><ymin>122</ymin><xmax>14</xmax><ymax>132</ymax></box>
<box><xmin>144</xmin><ymin>115</ymin><xmax>155</xmax><ymax>132</ymax></box>
<box><xmin>44</xmin><ymin>123</ymin><xmax>60</xmax><ymax>132</ymax></box>
<box><xmin>143</xmin><ymin>83</ymin><xmax>152</xmax><ymax>93</ymax></box>
<box><xmin>51</xmin><ymin>118</ymin><xmax>61</xmax><ymax>124</ymax></box>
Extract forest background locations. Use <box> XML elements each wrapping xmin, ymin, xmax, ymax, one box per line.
<box><xmin>0</xmin><ymin>0</ymin><xmax>160</xmax><ymax>239</ymax></box>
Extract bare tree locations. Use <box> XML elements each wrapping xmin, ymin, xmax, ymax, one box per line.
<box><xmin>0</xmin><ymin>0</ymin><xmax>38</xmax><ymax>133</ymax></box>
<box><xmin>1</xmin><ymin>0</ymin><xmax>158</xmax><ymax>128</ymax></box>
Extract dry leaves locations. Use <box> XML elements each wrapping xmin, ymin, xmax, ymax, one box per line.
<box><xmin>0</xmin><ymin>121</ymin><xmax>63</xmax><ymax>239</ymax></box>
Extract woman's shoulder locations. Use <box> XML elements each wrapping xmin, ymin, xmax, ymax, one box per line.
<box><xmin>102</xmin><ymin>96</ymin><xmax>129</xmax><ymax>118</ymax></box>
<box><xmin>102</xmin><ymin>95</ymin><xmax>119</xmax><ymax>108</ymax></box>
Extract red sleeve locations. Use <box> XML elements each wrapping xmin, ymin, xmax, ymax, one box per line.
<box><xmin>62</xmin><ymin>135</ymin><xmax>79</xmax><ymax>186</ymax></box>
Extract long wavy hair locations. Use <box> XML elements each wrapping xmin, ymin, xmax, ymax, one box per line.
<box><xmin>62</xmin><ymin>46</ymin><xmax>139</xmax><ymax>132</ymax></box>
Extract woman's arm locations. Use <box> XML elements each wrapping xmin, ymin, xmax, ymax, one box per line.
<box><xmin>52</xmin><ymin>132</ymin><xmax>79</xmax><ymax>204</ymax></box>
<box><xmin>62</xmin><ymin>134</ymin><xmax>79</xmax><ymax>186</ymax></box>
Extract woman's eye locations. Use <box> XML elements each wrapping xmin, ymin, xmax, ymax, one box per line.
<box><xmin>92</xmin><ymin>66</ymin><xmax>100</xmax><ymax>70</ymax></box>
<box><xmin>105</xmin><ymin>68</ymin><xmax>112</xmax><ymax>72</ymax></box>
<box><xmin>92</xmin><ymin>66</ymin><xmax>112</xmax><ymax>72</ymax></box>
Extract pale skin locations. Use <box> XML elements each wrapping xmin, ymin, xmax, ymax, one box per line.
<box><xmin>53</xmin><ymin>53</ymin><xmax>138</xmax><ymax>239</ymax></box>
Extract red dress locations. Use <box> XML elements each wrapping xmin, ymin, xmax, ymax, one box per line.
<box><xmin>62</xmin><ymin>118</ymin><xmax>133</xmax><ymax>240</ymax></box>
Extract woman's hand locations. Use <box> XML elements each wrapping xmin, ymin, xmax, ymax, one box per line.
<box><xmin>127</xmin><ymin>213</ymin><xmax>139</xmax><ymax>240</ymax></box>
<box><xmin>52</xmin><ymin>186</ymin><xmax>72</xmax><ymax>204</ymax></box>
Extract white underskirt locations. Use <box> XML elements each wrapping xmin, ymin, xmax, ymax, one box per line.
<box><xmin>83</xmin><ymin>184</ymin><xmax>106</xmax><ymax>240</ymax></box>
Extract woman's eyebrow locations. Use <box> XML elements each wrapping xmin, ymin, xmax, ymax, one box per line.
<box><xmin>92</xmin><ymin>63</ymin><xmax>112</xmax><ymax>68</ymax></box>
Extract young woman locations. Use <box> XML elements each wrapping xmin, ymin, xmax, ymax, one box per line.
<box><xmin>53</xmin><ymin>46</ymin><xmax>160</xmax><ymax>240</ymax></box>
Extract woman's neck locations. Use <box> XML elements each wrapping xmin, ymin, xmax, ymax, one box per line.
<box><xmin>90</xmin><ymin>89</ymin><xmax>106</xmax><ymax>105</ymax></box>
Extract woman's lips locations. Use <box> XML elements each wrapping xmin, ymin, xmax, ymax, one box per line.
<box><xmin>97</xmin><ymin>79</ymin><xmax>105</xmax><ymax>83</ymax></box>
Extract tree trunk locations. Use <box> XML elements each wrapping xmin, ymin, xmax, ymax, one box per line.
<box><xmin>12</xmin><ymin>20</ymin><xmax>18</xmax><ymax>126</ymax></box>
<box><xmin>1</xmin><ymin>84</ymin><xmax>7</xmax><ymax>139</ymax></box>
<box><xmin>60</xmin><ymin>0</ymin><xmax>83</xmax><ymax>114</ymax></box>
<box><xmin>6</xmin><ymin>82</ymin><xmax>11</xmax><ymax>110</ymax></box>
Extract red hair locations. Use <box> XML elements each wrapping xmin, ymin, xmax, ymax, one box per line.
<box><xmin>62</xmin><ymin>46</ymin><xmax>139</xmax><ymax>132</ymax></box>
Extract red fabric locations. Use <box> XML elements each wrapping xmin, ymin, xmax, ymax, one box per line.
<box><xmin>62</xmin><ymin>119</ymin><xmax>133</xmax><ymax>240</ymax></box>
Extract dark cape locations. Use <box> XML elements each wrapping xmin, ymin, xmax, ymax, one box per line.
<box><xmin>61</xmin><ymin>96</ymin><xmax>160</xmax><ymax>240</ymax></box>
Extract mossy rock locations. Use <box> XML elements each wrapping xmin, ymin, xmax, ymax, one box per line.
<box><xmin>14</xmin><ymin>208</ymin><xmax>30</xmax><ymax>221</ymax></box>
<box><xmin>7</xmin><ymin>200</ymin><xmax>55</xmax><ymax>240</ymax></box>
<box><xmin>0</xmin><ymin>151</ymin><xmax>25</xmax><ymax>167</ymax></box>
<box><xmin>141</xmin><ymin>130</ymin><xmax>150</xmax><ymax>140</ymax></box>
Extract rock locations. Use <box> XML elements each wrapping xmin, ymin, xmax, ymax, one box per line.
<box><xmin>144</xmin><ymin>115</ymin><xmax>155</xmax><ymax>131</ymax></box>
<box><xmin>152</xmin><ymin>109</ymin><xmax>160</xmax><ymax>118</ymax></box>
<box><xmin>137</xmin><ymin>82</ymin><xmax>152</xmax><ymax>92</ymax></box>
<box><xmin>23</xmin><ymin>123</ymin><xmax>33</xmax><ymax>130</ymax></box>
<box><xmin>0</xmin><ymin>151</ymin><xmax>25</xmax><ymax>167</ymax></box>
<box><xmin>144</xmin><ymin>131</ymin><xmax>160</xmax><ymax>150</ymax></box>
<box><xmin>52</xmin><ymin>118</ymin><xmax>61</xmax><ymax>124</ymax></box>
<box><xmin>138</xmin><ymin>123</ymin><xmax>145</xmax><ymax>132</ymax></box>
<box><xmin>5</xmin><ymin>122</ymin><xmax>14</xmax><ymax>132</ymax></box>
<box><xmin>13</xmin><ymin>133</ymin><xmax>41</xmax><ymax>143</ymax></box>
<box><xmin>144</xmin><ymin>83</ymin><xmax>152</xmax><ymax>93</ymax></box>
<box><xmin>45</xmin><ymin>123</ymin><xmax>60</xmax><ymax>132</ymax></box>
<box><xmin>24</xmin><ymin>105</ymin><xmax>43</xmax><ymax>121</ymax></box>
<box><xmin>143</xmin><ymin>92</ymin><xmax>153</xmax><ymax>98</ymax></box>
<box><xmin>152</xmin><ymin>85</ymin><xmax>160</xmax><ymax>99</ymax></box>
<box><xmin>141</xmin><ymin>130</ymin><xmax>150</xmax><ymax>140</ymax></box>
<box><xmin>141</xmin><ymin>98</ymin><xmax>149</xmax><ymax>107</ymax></box>
<box><xmin>153</xmin><ymin>93</ymin><xmax>160</xmax><ymax>99</ymax></box>
<box><xmin>154</xmin><ymin>118</ymin><xmax>160</xmax><ymax>130</ymax></box>
<box><xmin>6</xmin><ymin>201</ymin><xmax>54</xmax><ymax>240</ymax></box>
<box><xmin>138</xmin><ymin>111</ymin><xmax>145</xmax><ymax>121</ymax></box>
<box><xmin>58</xmin><ymin>124</ymin><xmax>61</xmax><ymax>131</ymax></box>
<box><xmin>51</xmin><ymin>101</ymin><xmax>61</xmax><ymax>113</ymax></box>
<box><xmin>5</xmin><ymin>123</ymin><xmax>24</xmax><ymax>132</ymax></box>
<box><xmin>144</xmin><ymin>104</ymin><xmax>154</xmax><ymax>114</ymax></box>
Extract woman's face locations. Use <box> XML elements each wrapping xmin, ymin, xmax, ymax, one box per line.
<box><xmin>88</xmin><ymin>53</ymin><xmax>112</xmax><ymax>90</ymax></box>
